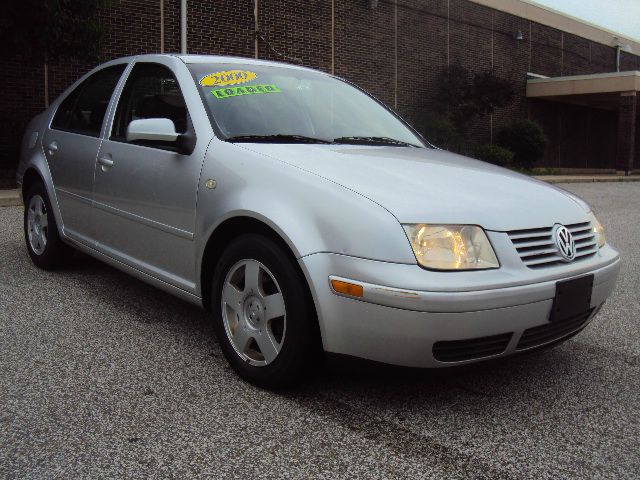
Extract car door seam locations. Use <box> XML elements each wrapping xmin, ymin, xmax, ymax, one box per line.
<box><xmin>92</xmin><ymin>199</ymin><xmax>194</xmax><ymax>240</ymax></box>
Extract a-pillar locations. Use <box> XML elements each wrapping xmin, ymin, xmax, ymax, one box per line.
<box><xmin>616</xmin><ymin>91</ymin><xmax>637</xmax><ymax>175</ymax></box>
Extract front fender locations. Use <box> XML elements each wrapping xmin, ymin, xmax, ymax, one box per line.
<box><xmin>195</xmin><ymin>140</ymin><xmax>416</xmax><ymax>290</ymax></box>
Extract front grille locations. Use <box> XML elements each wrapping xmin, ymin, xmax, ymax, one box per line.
<box><xmin>516</xmin><ymin>309</ymin><xmax>594</xmax><ymax>350</ymax></box>
<box><xmin>508</xmin><ymin>221</ymin><xmax>598</xmax><ymax>269</ymax></box>
<box><xmin>433</xmin><ymin>332</ymin><xmax>513</xmax><ymax>362</ymax></box>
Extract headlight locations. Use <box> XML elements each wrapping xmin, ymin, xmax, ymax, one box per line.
<box><xmin>588</xmin><ymin>212</ymin><xmax>606</xmax><ymax>248</ymax></box>
<box><xmin>402</xmin><ymin>224</ymin><xmax>499</xmax><ymax>270</ymax></box>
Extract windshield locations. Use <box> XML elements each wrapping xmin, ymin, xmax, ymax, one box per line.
<box><xmin>188</xmin><ymin>63</ymin><xmax>425</xmax><ymax>147</ymax></box>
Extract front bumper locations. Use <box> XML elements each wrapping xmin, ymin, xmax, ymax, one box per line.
<box><xmin>299</xmin><ymin>247</ymin><xmax>620</xmax><ymax>368</ymax></box>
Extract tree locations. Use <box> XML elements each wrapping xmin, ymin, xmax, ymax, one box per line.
<box><xmin>469</xmin><ymin>71</ymin><xmax>514</xmax><ymax>116</ymax></box>
<box><xmin>496</xmin><ymin>119</ymin><xmax>547</xmax><ymax>169</ymax></box>
<box><xmin>413</xmin><ymin>113</ymin><xmax>463</xmax><ymax>152</ymax></box>
<box><xmin>0</xmin><ymin>0</ymin><xmax>108</xmax><ymax>64</ymax></box>
<box><xmin>433</xmin><ymin>65</ymin><xmax>514</xmax><ymax>130</ymax></box>
<box><xmin>434</xmin><ymin>64</ymin><xmax>476</xmax><ymax>128</ymax></box>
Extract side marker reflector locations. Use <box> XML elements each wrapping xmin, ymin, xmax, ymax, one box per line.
<box><xmin>331</xmin><ymin>279</ymin><xmax>364</xmax><ymax>298</ymax></box>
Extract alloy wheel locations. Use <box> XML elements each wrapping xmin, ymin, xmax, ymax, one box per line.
<box><xmin>27</xmin><ymin>194</ymin><xmax>48</xmax><ymax>255</ymax></box>
<box><xmin>221</xmin><ymin>259</ymin><xmax>287</xmax><ymax>366</ymax></box>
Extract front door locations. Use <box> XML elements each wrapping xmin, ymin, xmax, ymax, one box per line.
<box><xmin>43</xmin><ymin>64</ymin><xmax>126</xmax><ymax>243</ymax></box>
<box><xmin>92</xmin><ymin>61</ymin><xmax>206</xmax><ymax>293</ymax></box>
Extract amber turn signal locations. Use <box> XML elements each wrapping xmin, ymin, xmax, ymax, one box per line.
<box><xmin>331</xmin><ymin>279</ymin><xmax>364</xmax><ymax>298</ymax></box>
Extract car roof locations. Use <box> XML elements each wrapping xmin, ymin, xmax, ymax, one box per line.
<box><xmin>115</xmin><ymin>53</ymin><xmax>320</xmax><ymax>74</ymax></box>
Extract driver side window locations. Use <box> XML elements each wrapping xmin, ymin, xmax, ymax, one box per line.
<box><xmin>111</xmin><ymin>63</ymin><xmax>188</xmax><ymax>145</ymax></box>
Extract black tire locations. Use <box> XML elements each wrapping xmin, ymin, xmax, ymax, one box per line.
<box><xmin>211</xmin><ymin>234</ymin><xmax>318</xmax><ymax>389</ymax></box>
<box><xmin>23</xmin><ymin>182</ymin><xmax>73</xmax><ymax>270</ymax></box>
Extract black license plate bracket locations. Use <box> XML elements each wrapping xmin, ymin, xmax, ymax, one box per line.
<box><xmin>551</xmin><ymin>274</ymin><xmax>594</xmax><ymax>322</ymax></box>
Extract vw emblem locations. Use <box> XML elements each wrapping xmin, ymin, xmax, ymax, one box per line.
<box><xmin>554</xmin><ymin>225</ymin><xmax>576</xmax><ymax>261</ymax></box>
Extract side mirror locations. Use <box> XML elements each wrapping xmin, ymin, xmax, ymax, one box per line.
<box><xmin>126</xmin><ymin>118</ymin><xmax>179</xmax><ymax>143</ymax></box>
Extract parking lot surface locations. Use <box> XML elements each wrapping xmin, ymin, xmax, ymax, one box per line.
<box><xmin>1</xmin><ymin>182</ymin><xmax>639</xmax><ymax>479</ymax></box>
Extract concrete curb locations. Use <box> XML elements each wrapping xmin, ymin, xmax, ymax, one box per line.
<box><xmin>533</xmin><ymin>176</ymin><xmax>640</xmax><ymax>184</ymax></box>
<box><xmin>0</xmin><ymin>189</ymin><xmax>22</xmax><ymax>207</ymax></box>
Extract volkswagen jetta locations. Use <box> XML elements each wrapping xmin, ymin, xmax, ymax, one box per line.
<box><xmin>17</xmin><ymin>55</ymin><xmax>620</xmax><ymax>388</ymax></box>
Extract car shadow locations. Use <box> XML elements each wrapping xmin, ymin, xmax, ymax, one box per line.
<box><xmin>22</xmin><ymin>243</ymin><xmax>632</xmax><ymax>476</ymax></box>
<box><xmin>51</xmin><ymin>247</ymin><xmax>629</xmax><ymax>410</ymax></box>
<box><xmin>62</xmin><ymin>249</ymin><xmax>211</xmax><ymax>326</ymax></box>
<box><xmin>59</xmin><ymin>247</ymin><xmax>617</xmax><ymax>403</ymax></box>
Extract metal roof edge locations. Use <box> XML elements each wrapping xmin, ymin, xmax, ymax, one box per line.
<box><xmin>469</xmin><ymin>0</ymin><xmax>640</xmax><ymax>54</ymax></box>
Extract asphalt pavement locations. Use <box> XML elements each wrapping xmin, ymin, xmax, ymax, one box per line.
<box><xmin>1</xmin><ymin>182</ymin><xmax>639</xmax><ymax>479</ymax></box>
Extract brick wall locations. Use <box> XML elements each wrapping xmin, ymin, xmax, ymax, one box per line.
<box><xmin>562</xmin><ymin>33</ymin><xmax>591</xmax><ymax>77</ymax></box>
<box><xmin>489</xmin><ymin>8</ymin><xmax>530</xmax><ymax>146</ymax></box>
<box><xmin>260</xmin><ymin>0</ymin><xmax>332</xmax><ymax>71</ymax></box>
<box><xmin>335</xmin><ymin>1</ymin><xmax>396</xmax><ymax>108</ymax></box>
<box><xmin>396</xmin><ymin>1</ymin><xmax>448</xmax><ymax>121</ymax></box>
<box><xmin>1</xmin><ymin>0</ymin><xmax>639</xmax><ymax>185</ymax></box>
<box><xmin>188</xmin><ymin>1</ymin><xmax>253</xmax><ymax>56</ymax></box>
<box><xmin>0</xmin><ymin>59</ymin><xmax>45</xmax><ymax>186</ymax></box>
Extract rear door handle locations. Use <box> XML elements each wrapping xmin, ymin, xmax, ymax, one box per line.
<box><xmin>47</xmin><ymin>142</ymin><xmax>58</xmax><ymax>155</ymax></box>
<box><xmin>97</xmin><ymin>156</ymin><xmax>114</xmax><ymax>168</ymax></box>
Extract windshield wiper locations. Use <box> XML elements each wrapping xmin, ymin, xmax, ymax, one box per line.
<box><xmin>226</xmin><ymin>134</ymin><xmax>332</xmax><ymax>144</ymax></box>
<box><xmin>332</xmin><ymin>136</ymin><xmax>420</xmax><ymax>147</ymax></box>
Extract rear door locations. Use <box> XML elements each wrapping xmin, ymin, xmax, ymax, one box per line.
<box><xmin>43</xmin><ymin>64</ymin><xmax>126</xmax><ymax>243</ymax></box>
<box><xmin>92</xmin><ymin>59</ymin><xmax>209</xmax><ymax>293</ymax></box>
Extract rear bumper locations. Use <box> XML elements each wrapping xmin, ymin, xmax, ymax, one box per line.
<box><xmin>299</xmin><ymin>251</ymin><xmax>620</xmax><ymax>368</ymax></box>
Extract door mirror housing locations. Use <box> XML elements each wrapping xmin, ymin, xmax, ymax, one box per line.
<box><xmin>125</xmin><ymin>118</ymin><xmax>195</xmax><ymax>155</ymax></box>
<box><xmin>126</xmin><ymin>118</ymin><xmax>179</xmax><ymax>143</ymax></box>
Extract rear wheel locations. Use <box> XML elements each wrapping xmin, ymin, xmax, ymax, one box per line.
<box><xmin>23</xmin><ymin>182</ymin><xmax>73</xmax><ymax>269</ymax></box>
<box><xmin>211</xmin><ymin>234</ymin><xmax>318</xmax><ymax>389</ymax></box>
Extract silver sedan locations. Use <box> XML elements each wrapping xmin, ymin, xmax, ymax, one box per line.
<box><xmin>17</xmin><ymin>54</ymin><xmax>620</xmax><ymax>388</ymax></box>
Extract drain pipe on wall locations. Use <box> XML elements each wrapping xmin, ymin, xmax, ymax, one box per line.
<box><xmin>331</xmin><ymin>0</ymin><xmax>335</xmax><ymax>74</ymax></box>
<box><xmin>254</xmin><ymin>0</ymin><xmax>259</xmax><ymax>59</ymax></box>
<box><xmin>44</xmin><ymin>63</ymin><xmax>49</xmax><ymax>108</ymax></box>
<box><xmin>181</xmin><ymin>0</ymin><xmax>187</xmax><ymax>54</ymax></box>
<box><xmin>394</xmin><ymin>0</ymin><xmax>398</xmax><ymax>110</ymax></box>
<box><xmin>614</xmin><ymin>38</ymin><xmax>633</xmax><ymax>72</ymax></box>
<box><xmin>160</xmin><ymin>0</ymin><xmax>164</xmax><ymax>53</ymax></box>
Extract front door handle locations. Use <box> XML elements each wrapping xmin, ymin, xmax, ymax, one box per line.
<box><xmin>47</xmin><ymin>142</ymin><xmax>58</xmax><ymax>155</ymax></box>
<box><xmin>97</xmin><ymin>155</ymin><xmax>114</xmax><ymax>169</ymax></box>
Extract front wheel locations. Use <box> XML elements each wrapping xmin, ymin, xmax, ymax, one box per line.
<box><xmin>211</xmin><ymin>234</ymin><xmax>318</xmax><ymax>389</ymax></box>
<box><xmin>23</xmin><ymin>182</ymin><xmax>73</xmax><ymax>270</ymax></box>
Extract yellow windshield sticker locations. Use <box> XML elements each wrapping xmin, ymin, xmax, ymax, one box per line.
<box><xmin>199</xmin><ymin>70</ymin><xmax>257</xmax><ymax>87</ymax></box>
<box><xmin>211</xmin><ymin>84</ymin><xmax>281</xmax><ymax>99</ymax></box>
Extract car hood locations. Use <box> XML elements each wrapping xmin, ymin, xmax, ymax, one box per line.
<box><xmin>237</xmin><ymin>143</ymin><xmax>588</xmax><ymax>231</ymax></box>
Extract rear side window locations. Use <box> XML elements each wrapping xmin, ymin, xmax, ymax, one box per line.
<box><xmin>51</xmin><ymin>64</ymin><xmax>126</xmax><ymax>137</ymax></box>
<box><xmin>111</xmin><ymin>63</ymin><xmax>188</xmax><ymax>141</ymax></box>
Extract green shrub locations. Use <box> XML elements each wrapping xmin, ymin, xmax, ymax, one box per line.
<box><xmin>496</xmin><ymin>120</ymin><xmax>547</xmax><ymax>169</ymax></box>
<box><xmin>473</xmin><ymin>144</ymin><xmax>514</xmax><ymax>167</ymax></box>
<box><xmin>413</xmin><ymin>113</ymin><xmax>462</xmax><ymax>152</ymax></box>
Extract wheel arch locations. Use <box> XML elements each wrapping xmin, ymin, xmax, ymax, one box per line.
<box><xmin>199</xmin><ymin>215</ymin><xmax>318</xmax><ymax>322</ymax></box>
<box><xmin>20</xmin><ymin>162</ymin><xmax>68</xmax><ymax>244</ymax></box>
<box><xmin>21</xmin><ymin>167</ymin><xmax>45</xmax><ymax>201</ymax></box>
